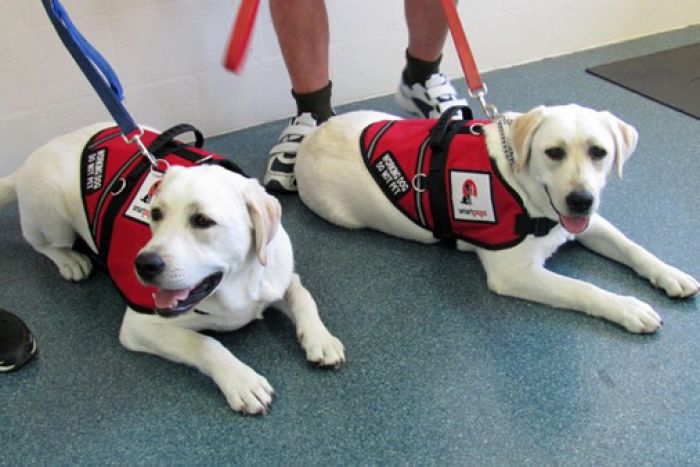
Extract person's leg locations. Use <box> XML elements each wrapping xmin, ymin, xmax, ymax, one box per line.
<box><xmin>269</xmin><ymin>0</ymin><xmax>333</xmax><ymax>120</ymax></box>
<box><xmin>397</xmin><ymin>0</ymin><xmax>468</xmax><ymax>118</ymax></box>
<box><xmin>264</xmin><ymin>0</ymin><xmax>333</xmax><ymax>193</ymax></box>
<box><xmin>405</xmin><ymin>0</ymin><xmax>450</xmax><ymax>62</ymax></box>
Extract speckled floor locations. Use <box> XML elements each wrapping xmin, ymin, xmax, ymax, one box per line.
<box><xmin>1</xmin><ymin>26</ymin><xmax>698</xmax><ymax>465</ymax></box>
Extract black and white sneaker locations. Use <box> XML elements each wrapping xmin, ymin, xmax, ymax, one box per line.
<box><xmin>0</xmin><ymin>308</ymin><xmax>37</xmax><ymax>373</ymax></box>
<box><xmin>263</xmin><ymin>112</ymin><xmax>318</xmax><ymax>193</ymax></box>
<box><xmin>395</xmin><ymin>71</ymin><xmax>469</xmax><ymax>119</ymax></box>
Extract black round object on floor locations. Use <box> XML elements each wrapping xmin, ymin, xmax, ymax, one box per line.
<box><xmin>0</xmin><ymin>308</ymin><xmax>37</xmax><ymax>372</ymax></box>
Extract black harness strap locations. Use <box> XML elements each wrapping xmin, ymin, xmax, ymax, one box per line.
<box><xmin>427</xmin><ymin>106</ymin><xmax>472</xmax><ymax>241</ymax></box>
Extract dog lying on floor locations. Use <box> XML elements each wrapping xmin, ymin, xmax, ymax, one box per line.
<box><xmin>0</xmin><ymin>123</ymin><xmax>344</xmax><ymax>414</ymax></box>
<box><xmin>295</xmin><ymin>104</ymin><xmax>698</xmax><ymax>333</ymax></box>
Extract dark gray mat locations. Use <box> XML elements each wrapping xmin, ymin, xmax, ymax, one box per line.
<box><xmin>587</xmin><ymin>43</ymin><xmax>700</xmax><ymax>119</ymax></box>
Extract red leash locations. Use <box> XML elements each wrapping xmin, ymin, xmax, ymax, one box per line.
<box><xmin>439</xmin><ymin>0</ymin><xmax>499</xmax><ymax>119</ymax></box>
<box><xmin>223</xmin><ymin>0</ymin><xmax>260</xmax><ymax>74</ymax></box>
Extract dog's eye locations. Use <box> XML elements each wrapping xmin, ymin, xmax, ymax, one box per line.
<box><xmin>150</xmin><ymin>208</ymin><xmax>163</xmax><ymax>222</ymax></box>
<box><xmin>191</xmin><ymin>213</ymin><xmax>216</xmax><ymax>229</ymax></box>
<box><xmin>544</xmin><ymin>147</ymin><xmax>566</xmax><ymax>160</ymax></box>
<box><xmin>589</xmin><ymin>145</ymin><xmax>607</xmax><ymax>160</ymax></box>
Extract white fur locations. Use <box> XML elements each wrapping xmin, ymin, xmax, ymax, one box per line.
<box><xmin>296</xmin><ymin>105</ymin><xmax>698</xmax><ymax>333</ymax></box>
<box><xmin>0</xmin><ymin>124</ymin><xmax>345</xmax><ymax>414</ymax></box>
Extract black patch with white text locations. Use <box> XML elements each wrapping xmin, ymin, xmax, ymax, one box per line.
<box><xmin>84</xmin><ymin>148</ymin><xmax>107</xmax><ymax>194</ymax></box>
<box><xmin>370</xmin><ymin>151</ymin><xmax>410</xmax><ymax>200</ymax></box>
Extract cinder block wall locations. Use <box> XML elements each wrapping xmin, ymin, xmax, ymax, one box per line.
<box><xmin>1</xmin><ymin>0</ymin><xmax>698</xmax><ymax>174</ymax></box>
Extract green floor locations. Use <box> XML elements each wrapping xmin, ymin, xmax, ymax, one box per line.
<box><xmin>1</xmin><ymin>26</ymin><xmax>699</xmax><ymax>464</ymax></box>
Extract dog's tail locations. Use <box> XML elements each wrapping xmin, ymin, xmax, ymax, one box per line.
<box><xmin>0</xmin><ymin>172</ymin><xmax>18</xmax><ymax>209</ymax></box>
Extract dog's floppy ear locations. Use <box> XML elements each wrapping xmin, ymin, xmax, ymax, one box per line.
<box><xmin>244</xmin><ymin>180</ymin><xmax>281</xmax><ymax>266</ymax></box>
<box><xmin>509</xmin><ymin>106</ymin><xmax>546</xmax><ymax>171</ymax></box>
<box><xmin>600</xmin><ymin>111</ymin><xmax>638</xmax><ymax>179</ymax></box>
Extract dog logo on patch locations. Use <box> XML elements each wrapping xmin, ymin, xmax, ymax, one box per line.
<box><xmin>140</xmin><ymin>180</ymin><xmax>162</xmax><ymax>205</ymax></box>
<box><xmin>461</xmin><ymin>179</ymin><xmax>478</xmax><ymax>205</ymax></box>
<box><xmin>450</xmin><ymin>170</ymin><xmax>496</xmax><ymax>223</ymax></box>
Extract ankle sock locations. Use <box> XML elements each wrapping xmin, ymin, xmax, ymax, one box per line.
<box><xmin>404</xmin><ymin>50</ymin><xmax>442</xmax><ymax>86</ymax></box>
<box><xmin>291</xmin><ymin>81</ymin><xmax>333</xmax><ymax>123</ymax></box>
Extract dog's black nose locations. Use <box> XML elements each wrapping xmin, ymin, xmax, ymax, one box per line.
<box><xmin>566</xmin><ymin>190</ymin><xmax>594</xmax><ymax>214</ymax></box>
<box><xmin>135</xmin><ymin>252</ymin><xmax>165</xmax><ymax>281</ymax></box>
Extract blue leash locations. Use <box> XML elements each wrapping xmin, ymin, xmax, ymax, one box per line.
<box><xmin>41</xmin><ymin>0</ymin><xmax>156</xmax><ymax>165</ymax></box>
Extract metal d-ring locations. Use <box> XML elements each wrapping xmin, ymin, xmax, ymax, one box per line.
<box><xmin>412</xmin><ymin>173</ymin><xmax>427</xmax><ymax>192</ymax></box>
<box><xmin>110</xmin><ymin>177</ymin><xmax>126</xmax><ymax>196</ymax></box>
<box><xmin>468</xmin><ymin>122</ymin><xmax>484</xmax><ymax>135</ymax></box>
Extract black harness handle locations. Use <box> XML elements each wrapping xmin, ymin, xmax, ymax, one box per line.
<box><xmin>148</xmin><ymin>124</ymin><xmax>205</xmax><ymax>157</ymax></box>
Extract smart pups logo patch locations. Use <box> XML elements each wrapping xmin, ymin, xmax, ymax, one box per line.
<box><xmin>450</xmin><ymin>170</ymin><xmax>496</xmax><ymax>222</ymax></box>
<box><xmin>124</xmin><ymin>170</ymin><xmax>163</xmax><ymax>225</ymax></box>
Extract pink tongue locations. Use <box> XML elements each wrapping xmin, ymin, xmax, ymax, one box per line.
<box><xmin>154</xmin><ymin>288</ymin><xmax>192</xmax><ymax>309</ymax></box>
<box><xmin>560</xmin><ymin>215</ymin><xmax>590</xmax><ymax>234</ymax></box>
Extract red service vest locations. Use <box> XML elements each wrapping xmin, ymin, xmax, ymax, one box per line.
<box><xmin>360</xmin><ymin>119</ymin><xmax>557</xmax><ymax>249</ymax></box>
<box><xmin>78</xmin><ymin>125</ymin><xmax>242</xmax><ymax>313</ymax></box>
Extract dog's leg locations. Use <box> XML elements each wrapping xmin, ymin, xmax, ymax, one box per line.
<box><xmin>274</xmin><ymin>274</ymin><xmax>345</xmax><ymax>368</ymax></box>
<box><xmin>19</xmin><ymin>213</ymin><xmax>92</xmax><ymax>281</ymax></box>
<box><xmin>578</xmin><ymin>214</ymin><xmax>699</xmax><ymax>298</ymax></box>
<box><xmin>480</xmin><ymin>249</ymin><xmax>663</xmax><ymax>333</ymax></box>
<box><xmin>119</xmin><ymin>309</ymin><xmax>274</xmax><ymax>414</ymax></box>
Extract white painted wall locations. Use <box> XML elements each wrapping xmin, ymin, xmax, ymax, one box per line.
<box><xmin>1</xmin><ymin>0</ymin><xmax>699</xmax><ymax>175</ymax></box>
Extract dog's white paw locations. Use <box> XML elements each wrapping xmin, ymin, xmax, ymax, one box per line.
<box><xmin>57</xmin><ymin>250</ymin><xmax>93</xmax><ymax>282</ymax></box>
<box><xmin>614</xmin><ymin>296</ymin><xmax>662</xmax><ymax>333</ymax></box>
<box><xmin>298</xmin><ymin>328</ymin><xmax>346</xmax><ymax>369</ymax></box>
<box><xmin>649</xmin><ymin>266</ymin><xmax>699</xmax><ymax>298</ymax></box>
<box><xmin>216</xmin><ymin>365</ymin><xmax>274</xmax><ymax>415</ymax></box>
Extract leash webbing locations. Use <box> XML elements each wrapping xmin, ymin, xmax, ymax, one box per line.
<box><xmin>223</xmin><ymin>0</ymin><xmax>260</xmax><ymax>73</ymax></box>
<box><xmin>41</xmin><ymin>0</ymin><xmax>137</xmax><ymax>137</ymax></box>
<box><xmin>41</xmin><ymin>0</ymin><xmax>159</xmax><ymax>166</ymax></box>
<box><xmin>439</xmin><ymin>0</ymin><xmax>499</xmax><ymax>119</ymax></box>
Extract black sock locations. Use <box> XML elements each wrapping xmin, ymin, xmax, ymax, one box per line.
<box><xmin>291</xmin><ymin>81</ymin><xmax>333</xmax><ymax>123</ymax></box>
<box><xmin>404</xmin><ymin>50</ymin><xmax>442</xmax><ymax>85</ymax></box>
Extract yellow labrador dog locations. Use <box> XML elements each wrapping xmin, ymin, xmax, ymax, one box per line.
<box><xmin>0</xmin><ymin>123</ymin><xmax>345</xmax><ymax>414</ymax></box>
<box><xmin>296</xmin><ymin>104</ymin><xmax>698</xmax><ymax>333</ymax></box>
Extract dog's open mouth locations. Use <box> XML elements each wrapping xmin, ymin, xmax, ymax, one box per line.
<box><xmin>153</xmin><ymin>272</ymin><xmax>223</xmax><ymax>317</ymax></box>
<box><xmin>559</xmin><ymin>215</ymin><xmax>590</xmax><ymax>235</ymax></box>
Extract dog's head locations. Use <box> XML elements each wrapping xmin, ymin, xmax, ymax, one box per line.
<box><xmin>134</xmin><ymin>165</ymin><xmax>281</xmax><ymax>317</ymax></box>
<box><xmin>509</xmin><ymin>104</ymin><xmax>638</xmax><ymax>234</ymax></box>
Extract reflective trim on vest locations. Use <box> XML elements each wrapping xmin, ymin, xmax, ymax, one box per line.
<box><xmin>79</xmin><ymin>126</ymin><xmax>230</xmax><ymax>313</ymax></box>
<box><xmin>360</xmin><ymin>119</ymin><xmax>555</xmax><ymax>250</ymax></box>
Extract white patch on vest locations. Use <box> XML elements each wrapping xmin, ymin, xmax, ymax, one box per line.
<box><xmin>124</xmin><ymin>170</ymin><xmax>163</xmax><ymax>225</ymax></box>
<box><xmin>450</xmin><ymin>171</ymin><xmax>495</xmax><ymax>223</ymax></box>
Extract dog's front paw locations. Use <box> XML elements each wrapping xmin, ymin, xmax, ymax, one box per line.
<box><xmin>614</xmin><ymin>296</ymin><xmax>662</xmax><ymax>333</ymax></box>
<box><xmin>298</xmin><ymin>328</ymin><xmax>346</xmax><ymax>369</ymax></box>
<box><xmin>649</xmin><ymin>266</ymin><xmax>699</xmax><ymax>298</ymax></box>
<box><xmin>57</xmin><ymin>250</ymin><xmax>93</xmax><ymax>282</ymax></box>
<box><xmin>215</xmin><ymin>364</ymin><xmax>274</xmax><ymax>415</ymax></box>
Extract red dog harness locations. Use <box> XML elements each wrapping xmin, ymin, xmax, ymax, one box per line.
<box><xmin>77</xmin><ymin>125</ymin><xmax>244</xmax><ymax>313</ymax></box>
<box><xmin>360</xmin><ymin>110</ymin><xmax>557</xmax><ymax>249</ymax></box>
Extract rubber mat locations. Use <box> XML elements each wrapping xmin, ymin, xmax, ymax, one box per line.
<box><xmin>587</xmin><ymin>43</ymin><xmax>700</xmax><ymax>119</ymax></box>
